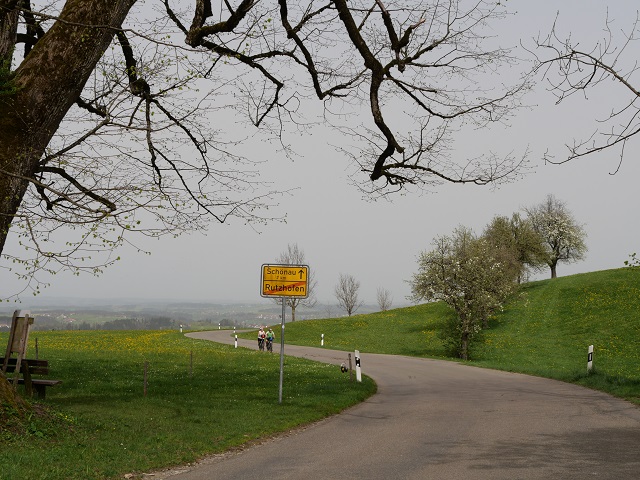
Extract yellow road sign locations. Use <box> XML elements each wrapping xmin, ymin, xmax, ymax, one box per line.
<box><xmin>261</xmin><ymin>264</ymin><xmax>309</xmax><ymax>298</ymax></box>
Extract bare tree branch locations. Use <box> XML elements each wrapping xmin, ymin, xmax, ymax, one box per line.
<box><xmin>532</xmin><ymin>11</ymin><xmax>640</xmax><ymax>167</ymax></box>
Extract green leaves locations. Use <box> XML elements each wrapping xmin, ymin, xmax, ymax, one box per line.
<box><xmin>624</xmin><ymin>252</ymin><xmax>639</xmax><ymax>268</ymax></box>
<box><xmin>0</xmin><ymin>54</ymin><xmax>18</xmax><ymax>97</ymax></box>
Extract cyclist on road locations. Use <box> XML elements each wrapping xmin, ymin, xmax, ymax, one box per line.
<box><xmin>258</xmin><ymin>327</ymin><xmax>266</xmax><ymax>350</ymax></box>
<box><xmin>266</xmin><ymin>328</ymin><xmax>275</xmax><ymax>352</ymax></box>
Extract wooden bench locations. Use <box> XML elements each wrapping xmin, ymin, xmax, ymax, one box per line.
<box><xmin>3</xmin><ymin>357</ymin><xmax>62</xmax><ymax>399</ymax></box>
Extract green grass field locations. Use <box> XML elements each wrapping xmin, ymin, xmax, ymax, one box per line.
<box><xmin>0</xmin><ymin>331</ymin><xmax>375</xmax><ymax>480</ymax></box>
<box><xmin>250</xmin><ymin>301</ymin><xmax>457</xmax><ymax>357</ymax></box>
<box><xmin>2</xmin><ymin>267</ymin><xmax>640</xmax><ymax>479</ymax></box>
<box><xmin>473</xmin><ymin>268</ymin><xmax>640</xmax><ymax>399</ymax></box>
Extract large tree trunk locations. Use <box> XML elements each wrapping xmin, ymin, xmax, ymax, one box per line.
<box><xmin>460</xmin><ymin>329</ymin><xmax>470</xmax><ymax>361</ymax></box>
<box><xmin>0</xmin><ymin>0</ymin><xmax>137</xmax><ymax>410</ymax></box>
<box><xmin>550</xmin><ymin>262</ymin><xmax>558</xmax><ymax>279</ymax></box>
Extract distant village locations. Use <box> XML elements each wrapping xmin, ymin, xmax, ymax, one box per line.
<box><xmin>0</xmin><ymin>301</ymin><xmax>379</xmax><ymax>331</ymax></box>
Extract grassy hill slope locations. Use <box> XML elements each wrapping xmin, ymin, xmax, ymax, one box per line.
<box><xmin>474</xmin><ymin>268</ymin><xmax>640</xmax><ymax>401</ymax></box>
<box><xmin>279</xmin><ymin>267</ymin><xmax>640</xmax><ymax>404</ymax></box>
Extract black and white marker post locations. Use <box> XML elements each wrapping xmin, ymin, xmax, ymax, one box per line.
<box><xmin>355</xmin><ymin>349</ymin><xmax>362</xmax><ymax>382</ymax></box>
<box><xmin>588</xmin><ymin>345</ymin><xmax>594</xmax><ymax>372</ymax></box>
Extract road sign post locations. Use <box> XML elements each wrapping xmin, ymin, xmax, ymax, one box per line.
<box><xmin>279</xmin><ymin>299</ymin><xmax>286</xmax><ymax>404</ymax></box>
<box><xmin>260</xmin><ymin>264</ymin><xmax>310</xmax><ymax>404</ymax></box>
<box><xmin>261</xmin><ymin>264</ymin><xmax>309</xmax><ymax>298</ymax></box>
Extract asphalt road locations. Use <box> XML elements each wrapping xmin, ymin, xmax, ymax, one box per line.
<box><xmin>153</xmin><ymin>330</ymin><xmax>640</xmax><ymax>479</ymax></box>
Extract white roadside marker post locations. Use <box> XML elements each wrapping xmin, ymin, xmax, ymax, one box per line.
<box><xmin>235</xmin><ymin>335</ymin><xmax>238</xmax><ymax>349</ymax></box>
<box><xmin>588</xmin><ymin>345</ymin><xmax>594</xmax><ymax>372</ymax></box>
<box><xmin>355</xmin><ymin>349</ymin><xmax>362</xmax><ymax>382</ymax></box>
<box><xmin>321</xmin><ymin>333</ymin><xmax>324</xmax><ymax>347</ymax></box>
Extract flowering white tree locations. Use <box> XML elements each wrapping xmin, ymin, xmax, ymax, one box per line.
<box><xmin>525</xmin><ymin>195</ymin><xmax>587</xmax><ymax>279</ymax></box>
<box><xmin>409</xmin><ymin>226</ymin><xmax>518</xmax><ymax>360</ymax></box>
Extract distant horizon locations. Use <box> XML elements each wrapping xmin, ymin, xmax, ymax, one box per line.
<box><xmin>1</xmin><ymin>264</ymin><xmax>628</xmax><ymax>313</ymax></box>
<box><xmin>0</xmin><ymin>295</ymin><xmax>412</xmax><ymax>311</ymax></box>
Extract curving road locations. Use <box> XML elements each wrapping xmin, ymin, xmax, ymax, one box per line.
<box><xmin>155</xmin><ymin>330</ymin><xmax>640</xmax><ymax>479</ymax></box>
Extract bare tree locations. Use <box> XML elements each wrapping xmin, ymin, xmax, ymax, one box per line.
<box><xmin>1</xmin><ymin>1</ymin><xmax>283</xmax><ymax>298</ymax></box>
<box><xmin>335</xmin><ymin>273</ymin><xmax>363</xmax><ymax>316</ymax></box>
<box><xmin>376</xmin><ymin>287</ymin><xmax>393</xmax><ymax>311</ymax></box>
<box><xmin>274</xmin><ymin>243</ymin><xmax>317</xmax><ymax>322</ymax></box>
<box><xmin>524</xmin><ymin>195</ymin><xmax>587</xmax><ymax>279</ymax></box>
<box><xmin>0</xmin><ymin>0</ymin><xmax>532</xmax><ymax>298</ymax></box>
<box><xmin>533</xmin><ymin>12</ymin><xmax>640</xmax><ymax>169</ymax></box>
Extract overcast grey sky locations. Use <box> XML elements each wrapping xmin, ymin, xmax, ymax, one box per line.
<box><xmin>2</xmin><ymin>0</ymin><xmax>639</xmax><ymax>308</ymax></box>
